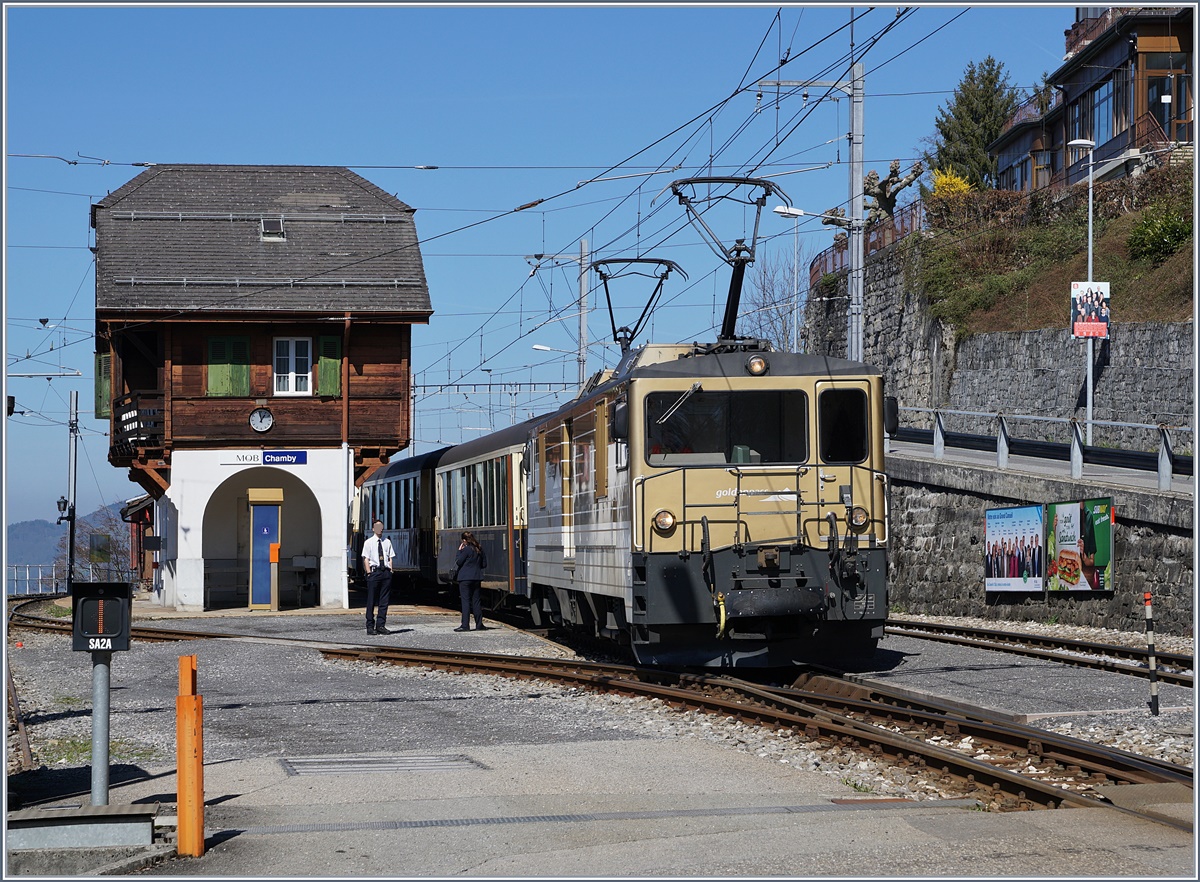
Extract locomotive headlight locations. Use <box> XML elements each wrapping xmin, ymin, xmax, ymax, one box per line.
<box><xmin>848</xmin><ymin>505</ymin><xmax>870</xmax><ymax>532</ymax></box>
<box><xmin>745</xmin><ymin>354</ymin><xmax>769</xmax><ymax>376</ymax></box>
<box><xmin>653</xmin><ymin>509</ymin><xmax>677</xmax><ymax>533</ymax></box>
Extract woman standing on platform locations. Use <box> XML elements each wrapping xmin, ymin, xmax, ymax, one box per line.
<box><xmin>453</xmin><ymin>531</ymin><xmax>488</xmax><ymax>632</ymax></box>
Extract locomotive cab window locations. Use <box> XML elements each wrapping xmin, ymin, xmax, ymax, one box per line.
<box><xmin>818</xmin><ymin>388</ymin><xmax>868</xmax><ymax>463</ymax></box>
<box><xmin>644</xmin><ymin>390</ymin><xmax>806</xmax><ymax>466</ymax></box>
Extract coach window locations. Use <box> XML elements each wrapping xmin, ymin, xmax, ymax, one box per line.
<box><xmin>537</xmin><ymin>429</ymin><xmax>548</xmax><ymax>509</ymax></box>
<box><xmin>594</xmin><ymin>400</ymin><xmax>609</xmax><ymax>498</ymax></box>
<box><xmin>818</xmin><ymin>388</ymin><xmax>868</xmax><ymax>463</ymax></box>
<box><xmin>482</xmin><ymin>463</ymin><xmax>492</xmax><ymax>526</ymax></box>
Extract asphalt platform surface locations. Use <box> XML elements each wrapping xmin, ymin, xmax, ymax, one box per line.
<box><xmin>5</xmin><ymin>596</ymin><xmax>1196</xmax><ymax>879</ymax></box>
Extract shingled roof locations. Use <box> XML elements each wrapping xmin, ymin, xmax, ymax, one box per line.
<box><xmin>92</xmin><ymin>165</ymin><xmax>432</xmax><ymax>317</ymax></box>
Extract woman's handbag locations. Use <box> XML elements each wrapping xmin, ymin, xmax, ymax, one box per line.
<box><xmin>446</xmin><ymin>563</ymin><xmax>459</xmax><ymax>583</ymax></box>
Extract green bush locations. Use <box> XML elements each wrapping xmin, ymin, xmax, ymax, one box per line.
<box><xmin>1127</xmin><ymin>207</ymin><xmax>1193</xmax><ymax>263</ymax></box>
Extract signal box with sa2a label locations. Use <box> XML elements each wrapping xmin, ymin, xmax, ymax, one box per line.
<box><xmin>71</xmin><ymin>582</ymin><xmax>132</xmax><ymax>652</ymax></box>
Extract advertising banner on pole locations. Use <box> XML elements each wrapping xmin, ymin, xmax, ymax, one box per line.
<box><xmin>1046</xmin><ymin>497</ymin><xmax>1114</xmax><ymax>591</ymax></box>
<box><xmin>984</xmin><ymin>504</ymin><xmax>1044</xmax><ymax>592</ymax></box>
<box><xmin>1070</xmin><ymin>281</ymin><xmax>1110</xmax><ymax>338</ymax></box>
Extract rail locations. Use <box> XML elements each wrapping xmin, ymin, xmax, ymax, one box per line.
<box><xmin>890</xmin><ymin>406</ymin><xmax>1193</xmax><ymax>489</ymax></box>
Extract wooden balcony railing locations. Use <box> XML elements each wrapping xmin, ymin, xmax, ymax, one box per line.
<box><xmin>112</xmin><ymin>390</ymin><xmax>165</xmax><ymax>456</ymax></box>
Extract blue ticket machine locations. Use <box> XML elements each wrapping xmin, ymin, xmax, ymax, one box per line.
<box><xmin>248</xmin><ymin>488</ymin><xmax>283</xmax><ymax>609</ymax></box>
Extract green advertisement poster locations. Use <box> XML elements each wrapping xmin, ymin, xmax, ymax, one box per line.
<box><xmin>1046</xmin><ymin>497</ymin><xmax>1113</xmax><ymax>591</ymax></box>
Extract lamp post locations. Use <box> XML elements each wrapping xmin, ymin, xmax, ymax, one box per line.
<box><xmin>56</xmin><ymin>390</ymin><xmax>79</xmax><ymax>595</ymax></box>
<box><xmin>759</xmin><ymin>62</ymin><xmax>864</xmax><ymax>361</ymax></box>
<box><xmin>525</xmin><ymin>241</ymin><xmax>590</xmax><ymax>392</ymax></box>
<box><xmin>1068</xmin><ymin>138</ymin><xmax>1096</xmax><ymax>446</ymax></box>
<box><xmin>774</xmin><ymin>205</ymin><xmax>852</xmax><ymax>355</ymax></box>
<box><xmin>771</xmin><ymin>206</ymin><xmax>801</xmax><ymax>351</ymax></box>
<box><xmin>56</xmin><ymin>494</ymin><xmax>75</xmax><ymax>594</ymax></box>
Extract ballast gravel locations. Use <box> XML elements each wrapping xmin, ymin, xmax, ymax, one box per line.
<box><xmin>7</xmin><ymin>613</ymin><xmax>1194</xmax><ymax>804</ymax></box>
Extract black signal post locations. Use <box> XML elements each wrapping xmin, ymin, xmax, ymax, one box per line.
<box><xmin>71</xmin><ymin>581</ymin><xmax>132</xmax><ymax>806</ymax></box>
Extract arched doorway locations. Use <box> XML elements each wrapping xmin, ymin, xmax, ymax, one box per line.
<box><xmin>202</xmin><ymin>468</ymin><xmax>322</xmax><ymax>610</ymax></box>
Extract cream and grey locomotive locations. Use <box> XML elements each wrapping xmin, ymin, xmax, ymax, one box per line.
<box><xmin>355</xmin><ymin>340</ymin><xmax>893</xmax><ymax>668</ymax></box>
<box><xmin>354</xmin><ymin>176</ymin><xmax>894</xmax><ymax>667</ymax></box>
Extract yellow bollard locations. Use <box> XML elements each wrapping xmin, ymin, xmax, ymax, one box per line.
<box><xmin>176</xmin><ymin>655</ymin><xmax>205</xmax><ymax>857</ymax></box>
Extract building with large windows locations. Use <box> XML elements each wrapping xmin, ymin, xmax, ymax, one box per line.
<box><xmin>990</xmin><ymin>6</ymin><xmax>1192</xmax><ymax>191</ymax></box>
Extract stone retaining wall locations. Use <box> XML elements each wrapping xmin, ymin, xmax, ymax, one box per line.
<box><xmin>887</xmin><ymin>461</ymin><xmax>1193</xmax><ymax>636</ymax></box>
<box><xmin>804</xmin><ymin>239</ymin><xmax>1194</xmax><ymax>635</ymax></box>
<box><xmin>804</xmin><ymin>241</ymin><xmax>1193</xmax><ymax>451</ymax></box>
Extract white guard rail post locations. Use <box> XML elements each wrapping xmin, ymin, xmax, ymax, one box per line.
<box><xmin>1070</xmin><ymin>419</ymin><xmax>1084</xmax><ymax>479</ymax></box>
<box><xmin>996</xmin><ymin>415</ymin><xmax>1010</xmax><ymax>470</ymax></box>
<box><xmin>1158</xmin><ymin>425</ymin><xmax>1174</xmax><ymax>492</ymax></box>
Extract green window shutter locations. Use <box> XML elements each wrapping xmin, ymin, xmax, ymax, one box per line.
<box><xmin>318</xmin><ymin>335</ymin><xmax>342</xmax><ymax>396</ymax></box>
<box><xmin>208</xmin><ymin>336</ymin><xmax>250</xmax><ymax>397</ymax></box>
<box><xmin>94</xmin><ymin>351</ymin><xmax>112</xmax><ymax>418</ymax></box>
<box><xmin>229</xmin><ymin>337</ymin><xmax>250</xmax><ymax>396</ymax></box>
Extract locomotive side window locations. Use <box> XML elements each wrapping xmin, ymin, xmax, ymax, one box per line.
<box><xmin>818</xmin><ymin>388</ymin><xmax>869</xmax><ymax>463</ymax></box>
<box><xmin>644</xmin><ymin>390</ymin><xmax>807</xmax><ymax>465</ymax></box>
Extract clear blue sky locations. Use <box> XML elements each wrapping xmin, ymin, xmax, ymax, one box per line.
<box><xmin>4</xmin><ymin>2</ymin><xmax>1072</xmax><ymax>526</ymax></box>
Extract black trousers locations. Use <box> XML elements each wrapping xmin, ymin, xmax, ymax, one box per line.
<box><xmin>458</xmin><ymin>580</ymin><xmax>482</xmax><ymax>628</ymax></box>
<box><xmin>365</xmin><ymin>568</ymin><xmax>391</xmax><ymax>629</ymax></box>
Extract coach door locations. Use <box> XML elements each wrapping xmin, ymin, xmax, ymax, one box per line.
<box><xmin>561</xmin><ymin>419</ymin><xmax>575</xmax><ymax>561</ymax></box>
<box><xmin>813</xmin><ymin>382</ymin><xmax>873</xmax><ymax>540</ymax></box>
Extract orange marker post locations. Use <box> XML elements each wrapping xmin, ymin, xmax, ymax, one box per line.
<box><xmin>176</xmin><ymin>654</ymin><xmax>206</xmax><ymax>856</ymax></box>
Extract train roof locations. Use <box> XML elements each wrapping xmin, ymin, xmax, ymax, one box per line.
<box><xmin>373</xmin><ymin>445</ymin><xmax>452</xmax><ymax>482</ymax></box>
<box><xmin>614</xmin><ymin>343</ymin><xmax>883</xmax><ymax>381</ymax></box>
<box><xmin>435</xmin><ymin>416</ymin><xmax>539</xmax><ymax>469</ymax></box>
<box><xmin>411</xmin><ymin>342</ymin><xmax>883</xmax><ymax>472</ymax></box>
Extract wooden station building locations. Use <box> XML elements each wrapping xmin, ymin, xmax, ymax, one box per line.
<box><xmin>93</xmin><ymin>165</ymin><xmax>432</xmax><ymax>610</ymax></box>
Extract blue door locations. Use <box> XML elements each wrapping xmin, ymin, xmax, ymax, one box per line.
<box><xmin>250</xmin><ymin>504</ymin><xmax>280</xmax><ymax>608</ymax></box>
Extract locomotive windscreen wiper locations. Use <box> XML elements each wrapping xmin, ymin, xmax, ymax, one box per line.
<box><xmin>656</xmin><ymin>382</ymin><xmax>702</xmax><ymax>425</ymax></box>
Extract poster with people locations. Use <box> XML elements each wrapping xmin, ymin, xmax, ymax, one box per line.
<box><xmin>1070</xmin><ymin>281</ymin><xmax>1111</xmax><ymax>339</ymax></box>
<box><xmin>1046</xmin><ymin>497</ymin><xmax>1114</xmax><ymax>591</ymax></box>
<box><xmin>984</xmin><ymin>504</ymin><xmax>1044</xmax><ymax>592</ymax></box>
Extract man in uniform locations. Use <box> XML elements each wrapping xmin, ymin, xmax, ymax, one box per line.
<box><xmin>362</xmin><ymin>519</ymin><xmax>395</xmax><ymax>635</ymax></box>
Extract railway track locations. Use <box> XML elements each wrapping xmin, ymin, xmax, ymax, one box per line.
<box><xmin>885</xmin><ymin>619</ymin><xmax>1194</xmax><ymax>688</ymax></box>
<box><xmin>317</xmin><ymin>642</ymin><xmax>1192</xmax><ymax>832</ymax></box>
<box><xmin>8</xmin><ymin>601</ymin><xmax>1192</xmax><ymax>831</ymax></box>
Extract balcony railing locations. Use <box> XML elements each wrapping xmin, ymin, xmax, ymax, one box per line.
<box><xmin>7</xmin><ymin>563</ymin><xmax>138</xmax><ymax>596</ymax></box>
<box><xmin>112</xmin><ymin>390</ymin><xmax>165</xmax><ymax>455</ymax></box>
<box><xmin>808</xmin><ymin>200</ymin><xmax>926</xmax><ymax>290</ymax></box>
<box><xmin>1063</xmin><ymin>7</ymin><xmax>1179</xmax><ymax>59</ymax></box>
<box><xmin>999</xmin><ymin>91</ymin><xmax>1063</xmax><ymax>138</ymax></box>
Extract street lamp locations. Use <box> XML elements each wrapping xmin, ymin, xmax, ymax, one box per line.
<box><xmin>1068</xmin><ymin>137</ymin><xmax>1096</xmax><ymax>446</ymax></box>
<box><xmin>56</xmin><ymin>493</ymin><xmax>75</xmax><ymax>596</ymax></box>
<box><xmin>772</xmin><ymin>206</ymin><xmax>802</xmax><ymax>352</ymax></box>
<box><xmin>773</xmin><ymin>205</ymin><xmax>851</xmax><ymax>354</ymax></box>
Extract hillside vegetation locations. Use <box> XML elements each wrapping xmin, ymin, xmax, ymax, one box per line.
<box><xmin>910</xmin><ymin>160</ymin><xmax>1194</xmax><ymax>337</ymax></box>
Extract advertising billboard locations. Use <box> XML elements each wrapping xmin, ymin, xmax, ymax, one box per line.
<box><xmin>1070</xmin><ymin>281</ymin><xmax>1110</xmax><ymax>339</ymax></box>
<box><xmin>1046</xmin><ymin>497</ymin><xmax>1114</xmax><ymax>591</ymax></box>
<box><xmin>984</xmin><ymin>504</ymin><xmax>1044</xmax><ymax>592</ymax></box>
